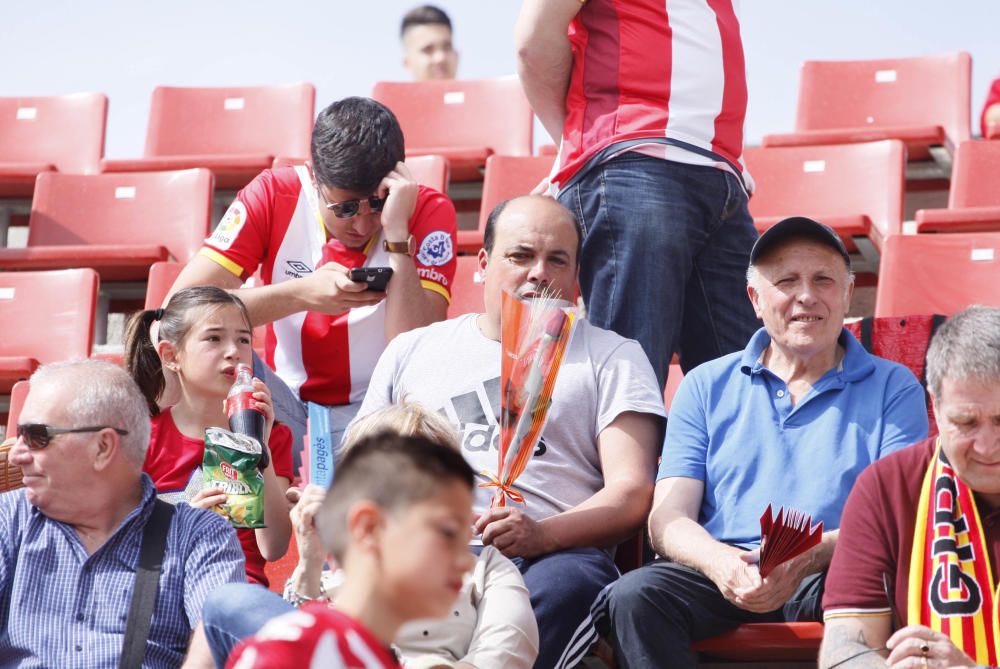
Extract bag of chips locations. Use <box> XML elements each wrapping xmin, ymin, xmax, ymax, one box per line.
<box><xmin>202</xmin><ymin>427</ymin><xmax>266</xmax><ymax>529</ymax></box>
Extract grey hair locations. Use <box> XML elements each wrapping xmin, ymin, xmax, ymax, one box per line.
<box><xmin>30</xmin><ymin>359</ymin><xmax>151</xmax><ymax>467</ymax></box>
<box><xmin>926</xmin><ymin>306</ymin><xmax>1000</xmax><ymax>400</ymax></box>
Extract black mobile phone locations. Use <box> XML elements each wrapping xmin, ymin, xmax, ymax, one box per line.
<box><xmin>349</xmin><ymin>267</ymin><xmax>393</xmax><ymax>292</ymax></box>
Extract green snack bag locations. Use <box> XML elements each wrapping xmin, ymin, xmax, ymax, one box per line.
<box><xmin>202</xmin><ymin>427</ymin><xmax>266</xmax><ymax>529</ymax></box>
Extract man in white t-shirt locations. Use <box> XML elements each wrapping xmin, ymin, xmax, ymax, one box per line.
<box><xmin>356</xmin><ymin>195</ymin><xmax>666</xmax><ymax>669</ymax></box>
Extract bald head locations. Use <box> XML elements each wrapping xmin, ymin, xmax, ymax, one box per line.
<box><xmin>477</xmin><ymin>196</ymin><xmax>582</xmax><ymax>338</ymax></box>
<box><xmin>484</xmin><ymin>195</ymin><xmax>582</xmax><ymax>265</ymax></box>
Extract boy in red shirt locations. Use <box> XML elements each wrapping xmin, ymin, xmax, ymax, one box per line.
<box><xmin>226</xmin><ymin>431</ymin><xmax>476</xmax><ymax>668</ymax></box>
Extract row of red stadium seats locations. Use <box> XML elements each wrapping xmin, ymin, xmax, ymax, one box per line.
<box><xmin>2</xmin><ymin>225</ymin><xmax>999</xmax><ymax>394</ymax></box>
<box><xmin>1</xmin><ymin>137</ymin><xmax>998</xmax><ymax>288</ymax></box>
<box><xmin>0</xmin><ymin>51</ymin><xmax>978</xmax><ymax>194</ymax></box>
<box><xmin>0</xmin><ymin>153</ymin><xmax>552</xmax><ymax>281</ymax></box>
<box><xmin>0</xmin><ymin>77</ymin><xmax>534</xmax><ymax>198</ymax></box>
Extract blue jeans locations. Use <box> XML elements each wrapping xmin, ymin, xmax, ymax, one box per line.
<box><xmin>559</xmin><ymin>154</ymin><xmax>760</xmax><ymax>389</ymax></box>
<box><xmin>202</xmin><ymin>582</ymin><xmax>294</xmax><ymax>668</ymax></box>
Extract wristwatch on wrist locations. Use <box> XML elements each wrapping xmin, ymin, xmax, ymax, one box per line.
<box><xmin>383</xmin><ymin>235</ymin><xmax>415</xmax><ymax>256</ymax></box>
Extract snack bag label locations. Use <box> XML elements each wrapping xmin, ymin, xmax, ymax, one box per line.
<box><xmin>202</xmin><ymin>427</ymin><xmax>266</xmax><ymax>529</ymax></box>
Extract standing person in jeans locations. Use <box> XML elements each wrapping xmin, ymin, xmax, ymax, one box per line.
<box><xmin>515</xmin><ymin>0</ymin><xmax>760</xmax><ymax>389</ymax></box>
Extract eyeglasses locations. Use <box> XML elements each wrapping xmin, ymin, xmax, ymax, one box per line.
<box><xmin>16</xmin><ymin>423</ymin><xmax>128</xmax><ymax>450</ymax></box>
<box><xmin>316</xmin><ymin>186</ymin><xmax>386</xmax><ymax>219</ymax></box>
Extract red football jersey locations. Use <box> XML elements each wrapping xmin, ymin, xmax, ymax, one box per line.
<box><xmin>143</xmin><ymin>408</ymin><xmax>294</xmax><ymax>586</ymax></box>
<box><xmin>552</xmin><ymin>0</ymin><xmax>751</xmax><ymax>191</ymax></box>
<box><xmin>227</xmin><ymin>603</ymin><xmax>401</xmax><ymax>669</ymax></box>
<box><xmin>200</xmin><ymin>166</ymin><xmax>457</xmax><ymax>406</ymax></box>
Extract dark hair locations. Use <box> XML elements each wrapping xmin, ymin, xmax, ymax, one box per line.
<box><xmin>483</xmin><ymin>195</ymin><xmax>583</xmax><ymax>263</ymax></box>
<box><xmin>316</xmin><ymin>430</ymin><xmax>475</xmax><ymax>563</ymax></box>
<box><xmin>400</xmin><ymin>5</ymin><xmax>452</xmax><ymax>38</ymax></box>
<box><xmin>310</xmin><ymin>97</ymin><xmax>405</xmax><ymax>194</ymax></box>
<box><xmin>123</xmin><ymin>286</ymin><xmax>252</xmax><ymax>416</ymax></box>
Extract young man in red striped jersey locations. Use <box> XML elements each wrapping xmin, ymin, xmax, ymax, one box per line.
<box><xmin>167</xmin><ymin>97</ymin><xmax>458</xmax><ymax>457</ymax></box>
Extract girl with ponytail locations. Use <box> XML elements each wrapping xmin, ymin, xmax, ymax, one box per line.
<box><xmin>124</xmin><ymin>286</ymin><xmax>292</xmax><ymax>586</ymax></box>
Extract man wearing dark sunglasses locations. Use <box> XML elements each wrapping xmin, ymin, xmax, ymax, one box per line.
<box><xmin>0</xmin><ymin>359</ymin><xmax>245</xmax><ymax>667</ymax></box>
<box><xmin>168</xmin><ymin>96</ymin><xmax>458</xmax><ymax>457</ymax></box>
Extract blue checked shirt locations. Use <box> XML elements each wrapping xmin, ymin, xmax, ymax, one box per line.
<box><xmin>0</xmin><ymin>474</ymin><xmax>245</xmax><ymax>668</ymax></box>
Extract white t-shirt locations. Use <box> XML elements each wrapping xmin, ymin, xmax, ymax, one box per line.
<box><xmin>357</xmin><ymin>314</ymin><xmax>666</xmax><ymax>520</ymax></box>
<box><xmin>303</xmin><ymin>547</ymin><xmax>539</xmax><ymax>669</ymax></box>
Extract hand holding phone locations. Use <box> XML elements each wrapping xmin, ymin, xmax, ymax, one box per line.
<box><xmin>349</xmin><ymin>267</ymin><xmax>393</xmax><ymax>292</ymax></box>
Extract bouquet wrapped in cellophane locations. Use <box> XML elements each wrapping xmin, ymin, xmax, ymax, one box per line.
<box><xmin>482</xmin><ymin>288</ymin><xmax>577</xmax><ymax>508</ymax></box>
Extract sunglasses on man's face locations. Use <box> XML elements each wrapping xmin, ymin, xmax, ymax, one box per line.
<box><xmin>16</xmin><ymin>423</ymin><xmax>129</xmax><ymax>450</ymax></box>
<box><xmin>316</xmin><ymin>186</ymin><xmax>386</xmax><ymax>219</ymax></box>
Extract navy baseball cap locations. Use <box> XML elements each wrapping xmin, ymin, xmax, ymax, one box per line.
<box><xmin>749</xmin><ymin>216</ymin><xmax>851</xmax><ymax>270</ymax></box>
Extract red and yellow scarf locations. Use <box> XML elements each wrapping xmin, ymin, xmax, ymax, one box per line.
<box><xmin>908</xmin><ymin>440</ymin><xmax>1000</xmax><ymax>665</ymax></box>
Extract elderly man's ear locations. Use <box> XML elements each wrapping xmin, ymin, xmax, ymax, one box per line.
<box><xmin>91</xmin><ymin>427</ymin><xmax>124</xmax><ymax>472</ymax></box>
<box><xmin>746</xmin><ymin>284</ymin><xmax>763</xmax><ymax>320</ymax></box>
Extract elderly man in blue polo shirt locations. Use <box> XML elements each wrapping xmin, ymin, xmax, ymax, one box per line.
<box><xmin>0</xmin><ymin>359</ymin><xmax>245</xmax><ymax>668</ymax></box>
<box><xmin>593</xmin><ymin>217</ymin><xmax>930</xmax><ymax>669</ymax></box>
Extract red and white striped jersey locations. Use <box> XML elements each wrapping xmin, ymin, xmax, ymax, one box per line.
<box><xmin>552</xmin><ymin>0</ymin><xmax>752</xmax><ymax>192</ymax></box>
<box><xmin>226</xmin><ymin>603</ymin><xmax>401</xmax><ymax>669</ymax></box>
<box><xmin>201</xmin><ymin>166</ymin><xmax>457</xmax><ymax>406</ymax></box>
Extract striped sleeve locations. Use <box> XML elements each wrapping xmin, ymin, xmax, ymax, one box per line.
<box><xmin>178</xmin><ymin>505</ymin><xmax>247</xmax><ymax>626</ymax></box>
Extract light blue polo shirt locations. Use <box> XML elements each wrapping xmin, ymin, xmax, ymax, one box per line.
<box><xmin>657</xmin><ymin>327</ymin><xmax>928</xmax><ymax>548</ymax></box>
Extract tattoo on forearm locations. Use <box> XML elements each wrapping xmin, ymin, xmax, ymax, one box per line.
<box><xmin>820</xmin><ymin>623</ymin><xmax>887</xmax><ymax>669</ymax></box>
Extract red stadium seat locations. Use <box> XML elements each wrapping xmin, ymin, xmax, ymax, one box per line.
<box><xmin>270</xmin><ymin>156</ymin><xmax>305</xmax><ymax>171</ymax></box>
<box><xmin>406</xmin><ymin>155</ymin><xmax>450</xmax><ymax>195</ymax></box>
<box><xmin>614</xmin><ymin>534</ymin><xmax>644</xmax><ymax>575</ymax></box>
<box><xmin>0</xmin><ymin>269</ymin><xmax>98</xmax><ymax>392</ymax></box>
<box><xmin>875</xmin><ymin>233</ymin><xmax>1000</xmax><ymax>317</ymax></box>
<box><xmin>147</xmin><ymin>261</ymin><xmax>267</xmax><ymax>360</ymax></box>
<box><xmin>5</xmin><ymin>380</ymin><xmax>29</xmax><ymax>437</ymax></box>
<box><xmin>744</xmin><ymin>140</ymin><xmax>905</xmax><ymax>271</ymax></box>
<box><xmin>663</xmin><ymin>364</ymin><xmax>684</xmax><ymax>411</ymax></box>
<box><xmin>915</xmin><ymin>140</ymin><xmax>1000</xmax><ymax>233</ymax></box>
<box><xmin>263</xmin><ymin>533</ymin><xmax>299</xmax><ymax>594</ymax></box>
<box><xmin>458</xmin><ymin>155</ymin><xmax>554</xmax><ymax>254</ymax></box>
<box><xmin>447</xmin><ymin>255</ymin><xmax>484</xmax><ymax>318</ymax></box>
<box><xmin>145</xmin><ymin>261</ymin><xmax>185</xmax><ymax>310</ymax></box>
<box><xmin>270</xmin><ymin>154</ymin><xmax>449</xmax><ymax>194</ymax></box>
<box><xmin>1</xmin><ymin>379</ymin><xmax>28</xmax><ymax>492</ymax></box>
<box><xmin>692</xmin><ymin>622</ymin><xmax>824</xmax><ymax>661</ymax></box>
<box><xmin>0</xmin><ymin>93</ymin><xmax>107</xmax><ymax>198</ymax></box>
<box><xmin>762</xmin><ymin>52</ymin><xmax>971</xmax><ymax>162</ymax></box>
<box><xmin>102</xmin><ymin>84</ymin><xmax>315</xmax><ymax>190</ymax></box>
<box><xmin>0</xmin><ymin>169</ymin><xmax>213</xmax><ymax>282</ymax></box>
<box><xmin>372</xmin><ymin>77</ymin><xmax>533</xmax><ymax>182</ymax></box>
